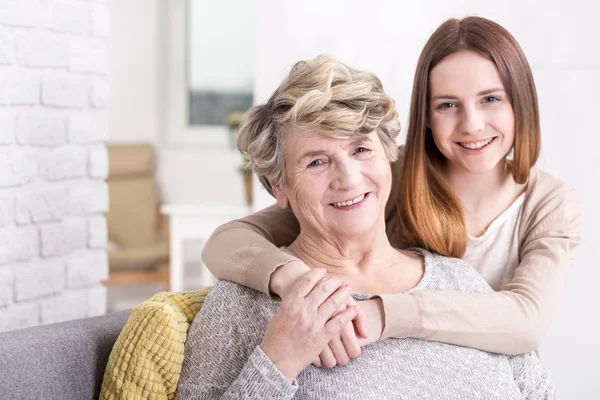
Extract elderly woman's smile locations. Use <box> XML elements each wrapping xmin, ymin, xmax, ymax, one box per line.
<box><xmin>330</xmin><ymin>193</ymin><xmax>367</xmax><ymax>209</ymax></box>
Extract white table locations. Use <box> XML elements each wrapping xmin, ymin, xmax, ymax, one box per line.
<box><xmin>160</xmin><ymin>204</ymin><xmax>251</xmax><ymax>292</ymax></box>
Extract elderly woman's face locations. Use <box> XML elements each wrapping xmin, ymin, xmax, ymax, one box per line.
<box><xmin>273</xmin><ymin>129</ymin><xmax>392</xmax><ymax>239</ymax></box>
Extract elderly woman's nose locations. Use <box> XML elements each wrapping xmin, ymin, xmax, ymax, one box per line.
<box><xmin>331</xmin><ymin>160</ymin><xmax>362</xmax><ymax>190</ymax></box>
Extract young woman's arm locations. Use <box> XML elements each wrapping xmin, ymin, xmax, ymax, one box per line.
<box><xmin>376</xmin><ymin>190</ymin><xmax>582</xmax><ymax>355</ymax></box>
<box><xmin>202</xmin><ymin>204</ymin><xmax>305</xmax><ymax>295</ymax></box>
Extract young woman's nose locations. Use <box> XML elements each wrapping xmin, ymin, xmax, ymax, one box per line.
<box><xmin>459</xmin><ymin>105</ymin><xmax>485</xmax><ymax>135</ymax></box>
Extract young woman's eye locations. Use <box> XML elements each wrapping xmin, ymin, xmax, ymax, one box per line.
<box><xmin>307</xmin><ymin>159</ymin><xmax>323</xmax><ymax>168</ymax></box>
<box><xmin>437</xmin><ymin>102</ymin><xmax>457</xmax><ymax>110</ymax></box>
<box><xmin>483</xmin><ymin>96</ymin><xmax>500</xmax><ymax>103</ymax></box>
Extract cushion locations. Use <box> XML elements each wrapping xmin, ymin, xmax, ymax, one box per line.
<box><xmin>100</xmin><ymin>288</ymin><xmax>211</xmax><ymax>400</ymax></box>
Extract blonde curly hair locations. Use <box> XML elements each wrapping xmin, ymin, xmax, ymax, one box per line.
<box><xmin>238</xmin><ymin>55</ymin><xmax>401</xmax><ymax>196</ymax></box>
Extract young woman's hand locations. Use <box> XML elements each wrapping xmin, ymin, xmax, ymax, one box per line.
<box><xmin>260</xmin><ymin>268</ymin><xmax>359</xmax><ymax>382</ymax></box>
<box><xmin>356</xmin><ymin>298</ymin><xmax>384</xmax><ymax>347</ymax></box>
<box><xmin>312</xmin><ymin>296</ymin><xmax>369</xmax><ymax>368</ymax></box>
<box><xmin>269</xmin><ymin>259</ymin><xmax>312</xmax><ymax>299</ymax></box>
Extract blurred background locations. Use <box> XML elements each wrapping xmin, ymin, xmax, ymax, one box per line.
<box><xmin>0</xmin><ymin>0</ymin><xmax>597</xmax><ymax>397</ymax></box>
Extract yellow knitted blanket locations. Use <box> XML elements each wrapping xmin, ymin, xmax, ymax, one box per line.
<box><xmin>100</xmin><ymin>287</ymin><xmax>211</xmax><ymax>400</ymax></box>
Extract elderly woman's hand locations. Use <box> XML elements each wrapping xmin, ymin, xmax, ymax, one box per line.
<box><xmin>260</xmin><ymin>268</ymin><xmax>359</xmax><ymax>383</ymax></box>
<box><xmin>269</xmin><ymin>259</ymin><xmax>370</xmax><ymax>369</ymax></box>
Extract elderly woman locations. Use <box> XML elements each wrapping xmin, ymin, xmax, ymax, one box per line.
<box><xmin>176</xmin><ymin>56</ymin><xmax>553</xmax><ymax>399</ymax></box>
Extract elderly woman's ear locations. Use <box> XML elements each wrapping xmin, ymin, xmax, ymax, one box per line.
<box><xmin>271</xmin><ymin>182</ymin><xmax>290</xmax><ymax>209</ymax></box>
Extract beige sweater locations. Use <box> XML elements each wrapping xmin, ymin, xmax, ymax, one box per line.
<box><xmin>202</xmin><ymin>146</ymin><xmax>583</xmax><ymax>355</ymax></box>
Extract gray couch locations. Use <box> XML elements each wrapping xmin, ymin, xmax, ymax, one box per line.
<box><xmin>0</xmin><ymin>310</ymin><xmax>131</xmax><ymax>400</ymax></box>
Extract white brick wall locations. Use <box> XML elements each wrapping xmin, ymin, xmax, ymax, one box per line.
<box><xmin>90</xmin><ymin>78</ymin><xmax>108</xmax><ymax>109</ymax></box>
<box><xmin>0</xmin><ymin>0</ymin><xmax>109</xmax><ymax>333</ymax></box>
<box><xmin>0</xmin><ymin>303</ymin><xmax>39</xmax><ymax>331</ymax></box>
<box><xmin>39</xmin><ymin>218</ymin><xmax>88</xmax><ymax>257</ymax></box>
<box><xmin>16</xmin><ymin>114</ymin><xmax>67</xmax><ymax>145</ymax></box>
<box><xmin>0</xmin><ymin>70</ymin><xmax>39</xmax><ymax>105</ymax></box>
<box><xmin>0</xmin><ymin>112</ymin><xmax>16</xmax><ymax>144</ymax></box>
<box><xmin>69</xmin><ymin>113</ymin><xmax>108</xmax><ymax>143</ymax></box>
<box><xmin>0</xmin><ymin>147</ymin><xmax>37</xmax><ymax>186</ymax></box>
<box><xmin>16</xmin><ymin>187</ymin><xmax>68</xmax><ymax>224</ymax></box>
<box><xmin>14</xmin><ymin>259</ymin><xmax>66</xmax><ymax>302</ymax></box>
<box><xmin>41</xmin><ymin>72</ymin><xmax>89</xmax><ymax>109</ymax></box>
<box><xmin>0</xmin><ymin>266</ymin><xmax>14</xmax><ymax>307</ymax></box>
<box><xmin>66</xmin><ymin>250</ymin><xmax>108</xmax><ymax>288</ymax></box>
<box><xmin>0</xmin><ymin>193</ymin><xmax>14</xmax><ymax>226</ymax></box>
<box><xmin>39</xmin><ymin>289</ymin><xmax>88</xmax><ymax>325</ymax></box>
<box><xmin>0</xmin><ymin>27</ymin><xmax>15</xmax><ymax>65</ymax></box>
<box><xmin>87</xmin><ymin>215</ymin><xmax>108</xmax><ymax>248</ymax></box>
<box><xmin>0</xmin><ymin>1</ymin><xmax>41</xmax><ymax>29</ymax></box>
<box><xmin>48</xmin><ymin>2</ymin><xmax>90</xmax><ymax>35</ymax></box>
<box><xmin>16</xmin><ymin>31</ymin><xmax>71</xmax><ymax>68</ymax></box>
<box><xmin>38</xmin><ymin>146</ymin><xmax>88</xmax><ymax>180</ymax></box>
<box><xmin>88</xmin><ymin>145</ymin><xmax>108</xmax><ymax>178</ymax></box>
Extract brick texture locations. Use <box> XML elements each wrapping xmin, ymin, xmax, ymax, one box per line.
<box><xmin>0</xmin><ymin>112</ymin><xmax>16</xmax><ymax>144</ymax></box>
<box><xmin>0</xmin><ymin>3</ymin><xmax>109</xmax><ymax>332</ymax></box>
<box><xmin>66</xmin><ymin>250</ymin><xmax>108</xmax><ymax>288</ymax></box>
<box><xmin>16</xmin><ymin>114</ymin><xmax>67</xmax><ymax>146</ymax></box>
<box><xmin>14</xmin><ymin>260</ymin><xmax>66</xmax><ymax>302</ymax></box>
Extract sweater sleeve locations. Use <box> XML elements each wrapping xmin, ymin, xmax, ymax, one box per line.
<box><xmin>201</xmin><ymin>204</ymin><xmax>301</xmax><ymax>294</ymax></box>
<box><xmin>508</xmin><ymin>352</ymin><xmax>555</xmax><ymax>399</ymax></box>
<box><xmin>176</xmin><ymin>282</ymin><xmax>298</xmax><ymax>400</ymax></box>
<box><xmin>377</xmin><ymin>197</ymin><xmax>583</xmax><ymax>355</ymax></box>
<box><xmin>176</xmin><ymin>346</ymin><xmax>298</xmax><ymax>400</ymax></box>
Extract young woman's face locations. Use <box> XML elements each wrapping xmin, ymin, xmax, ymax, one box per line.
<box><xmin>428</xmin><ymin>50</ymin><xmax>515</xmax><ymax>175</ymax></box>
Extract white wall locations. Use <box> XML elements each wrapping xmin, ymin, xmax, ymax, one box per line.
<box><xmin>254</xmin><ymin>0</ymin><xmax>599</xmax><ymax>398</ymax></box>
<box><xmin>0</xmin><ymin>0</ymin><xmax>110</xmax><ymax>332</ymax></box>
<box><xmin>188</xmin><ymin>0</ymin><xmax>256</xmax><ymax>92</ymax></box>
<box><xmin>109</xmin><ymin>0</ymin><xmax>246</xmax><ymax>207</ymax></box>
<box><xmin>109</xmin><ymin>0</ymin><xmax>162</xmax><ymax>143</ymax></box>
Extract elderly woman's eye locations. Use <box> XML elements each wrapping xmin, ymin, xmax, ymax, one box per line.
<box><xmin>355</xmin><ymin>147</ymin><xmax>371</xmax><ymax>154</ymax></box>
<box><xmin>308</xmin><ymin>159</ymin><xmax>323</xmax><ymax>168</ymax></box>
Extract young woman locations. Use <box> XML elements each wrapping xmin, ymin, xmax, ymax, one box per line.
<box><xmin>200</xmin><ymin>16</ymin><xmax>583</xmax><ymax>365</ymax></box>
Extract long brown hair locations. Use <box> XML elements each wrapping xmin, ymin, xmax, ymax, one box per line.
<box><xmin>398</xmin><ymin>16</ymin><xmax>541</xmax><ymax>257</ymax></box>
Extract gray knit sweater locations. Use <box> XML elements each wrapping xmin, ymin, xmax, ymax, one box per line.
<box><xmin>177</xmin><ymin>250</ymin><xmax>554</xmax><ymax>399</ymax></box>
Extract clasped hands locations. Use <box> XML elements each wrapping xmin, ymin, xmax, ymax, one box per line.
<box><xmin>261</xmin><ymin>263</ymin><xmax>385</xmax><ymax>382</ymax></box>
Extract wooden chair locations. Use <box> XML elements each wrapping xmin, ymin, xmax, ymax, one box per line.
<box><xmin>104</xmin><ymin>143</ymin><xmax>170</xmax><ymax>290</ymax></box>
